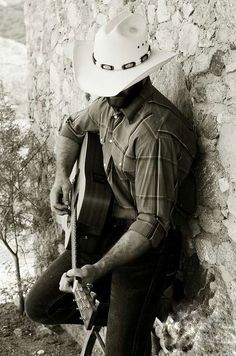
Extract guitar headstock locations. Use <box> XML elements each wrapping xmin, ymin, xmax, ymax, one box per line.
<box><xmin>73</xmin><ymin>279</ymin><xmax>100</xmax><ymax>330</ymax></box>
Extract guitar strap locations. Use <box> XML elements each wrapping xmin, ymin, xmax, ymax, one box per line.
<box><xmin>71</xmin><ymin>171</ymin><xmax>80</xmax><ymax>270</ymax></box>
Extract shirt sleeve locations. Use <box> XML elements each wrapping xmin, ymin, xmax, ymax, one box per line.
<box><xmin>128</xmin><ymin>133</ymin><xmax>179</xmax><ymax>248</ymax></box>
<box><xmin>59</xmin><ymin>99</ymin><xmax>100</xmax><ymax>144</ymax></box>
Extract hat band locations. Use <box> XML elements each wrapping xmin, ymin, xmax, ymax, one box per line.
<box><xmin>92</xmin><ymin>45</ymin><xmax>151</xmax><ymax>71</ymax></box>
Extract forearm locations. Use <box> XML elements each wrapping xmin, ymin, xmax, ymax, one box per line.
<box><xmin>55</xmin><ymin>135</ymin><xmax>80</xmax><ymax>178</ymax></box>
<box><xmin>94</xmin><ymin>230</ymin><xmax>150</xmax><ymax>276</ymax></box>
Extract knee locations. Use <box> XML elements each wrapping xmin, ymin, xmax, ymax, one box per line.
<box><xmin>25</xmin><ymin>291</ymin><xmax>48</xmax><ymax>324</ymax></box>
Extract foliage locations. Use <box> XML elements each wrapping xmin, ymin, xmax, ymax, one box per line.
<box><xmin>0</xmin><ymin>81</ymin><xmax>62</xmax><ymax>310</ymax></box>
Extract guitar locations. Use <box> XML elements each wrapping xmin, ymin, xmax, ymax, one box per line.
<box><xmin>58</xmin><ymin>132</ymin><xmax>112</xmax><ymax>329</ymax></box>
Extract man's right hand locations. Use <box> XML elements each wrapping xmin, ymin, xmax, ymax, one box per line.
<box><xmin>50</xmin><ymin>176</ymin><xmax>72</xmax><ymax>215</ymax></box>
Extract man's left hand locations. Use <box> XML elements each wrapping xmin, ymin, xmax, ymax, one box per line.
<box><xmin>59</xmin><ymin>264</ymin><xmax>101</xmax><ymax>293</ymax></box>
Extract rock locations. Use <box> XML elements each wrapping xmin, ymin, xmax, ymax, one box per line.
<box><xmin>182</xmin><ymin>3</ymin><xmax>194</xmax><ymax>18</ymax></box>
<box><xmin>217</xmin><ymin>242</ymin><xmax>236</xmax><ymax>274</ymax></box>
<box><xmin>192</xmin><ymin>52</ymin><xmax>212</xmax><ymax>75</ymax></box>
<box><xmin>195</xmin><ymin>111</ymin><xmax>219</xmax><ymax>139</ymax></box>
<box><xmin>198</xmin><ymin>137</ymin><xmax>217</xmax><ymax>153</ymax></box>
<box><xmin>198</xmin><ymin>28</ymin><xmax>215</xmax><ymax>48</ymax></box>
<box><xmin>225</xmin><ymin>61</ymin><xmax>236</xmax><ymax>73</ymax></box>
<box><xmin>227</xmin><ymin>195</ymin><xmax>236</xmax><ymax>218</ymax></box>
<box><xmin>205</xmin><ymin>81</ymin><xmax>227</xmax><ymax>103</ymax></box>
<box><xmin>218</xmin><ymin>122</ymin><xmax>236</xmax><ymax>182</ymax></box>
<box><xmin>147</xmin><ymin>5</ymin><xmax>156</xmax><ymax>24</ymax></box>
<box><xmin>37</xmin><ymin>351</ymin><xmax>45</xmax><ymax>355</ymax></box>
<box><xmin>222</xmin><ymin>216</ymin><xmax>236</xmax><ymax>243</ymax></box>
<box><xmin>96</xmin><ymin>13</ymin><xmax>107</xmax><ymax>25</ymax></box>
<box><xmin>218</xmin><ymin>178</ymin><xmax>229</xmax><ymax>193</ymax></box>
<box><xmin>67</xmin><ymin>3</ymin><xmax>78</xmax><ymax>28</ymax></box>
<box><xmin>195</xmin><ymin>238</ymin><xmax>217</xmax><ymax>264</ymax></box>
<box><xmin>171</xmin><ymin>10</ymin><xmax>182</xmax><ymax>27</ymax></box>
<box><xmin>179</xmin><ymin>23</ymin><xmax>199</xmax><ymax>57</ymax></box>
<box><xmin>192</xmin><ymin>85</ymin><xmax>206</xmax><ymax>103</ymax></box>
<box><xmin>35</xmin><ymin>325</ymin><xmax>52</xmax><ymax>338</ymax></box>
<box><xmin>209</xmin><ymin>50</ymin><xmax>225</xmax><ymax>76</ymax></box>
<box><xmin>188</xmin><ymin>218</ymin><xmax>201</xmax><ymax>237</ymax></box>
<box><xmin>198</xmin><ymin>210</ymin><xmax>221</xmax><ymax>234</ymax></box>
<box><xmin>157</xmin><ymin>0</ymin><xmax>170</xmax><ymax>23</ymax></box>
<box><xmin>13</xmin><ymin>328</ymin><xmax>22</xmax><ymax>337</ymax></box>
<box><xmin>155</xmin><ymin>23</ymin><xmax>177</xmax><ymax>51</ymax></box>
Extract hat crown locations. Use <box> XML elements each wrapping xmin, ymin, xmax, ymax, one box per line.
<box><xmin>94</xmin><ymin>12</ymin><xmax>149</xmax><ymax>68</ymax></box>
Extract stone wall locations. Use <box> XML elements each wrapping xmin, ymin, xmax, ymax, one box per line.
<box><xmin>24</xmin><ymin>0</ymin><xmax>236</xmax><ymax>354</ymax></box>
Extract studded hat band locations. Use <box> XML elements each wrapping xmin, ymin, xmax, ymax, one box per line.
<box><xmin>92</xmin><ymin>45</ymin><xmax>152</xmax><ymax>71</ymax></box>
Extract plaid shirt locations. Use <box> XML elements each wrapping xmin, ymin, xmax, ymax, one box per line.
<box><xmin>59</xmin><ymin>78</ymin><xmax>197</xmax><ymax>248</ymax></box>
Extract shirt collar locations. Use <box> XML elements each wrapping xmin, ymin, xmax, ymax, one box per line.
<box><xmin>120</xmin><ymin>77</ymin><xmax>155</xmax><ymax>123</ymax></box>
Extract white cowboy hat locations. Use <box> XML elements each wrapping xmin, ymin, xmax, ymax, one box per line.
<box><xmin>73</xmin><ymin>11</ymin><xmax>176</xmax><ymax>97</ymax></box>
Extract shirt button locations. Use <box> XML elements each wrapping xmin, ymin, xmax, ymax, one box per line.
<box><xmin>100</xmin><ymin>138</ymin><xmax>104</xmax><ymax>143</ymax></box>
<box><xmin>109</xmin><ymin>139</ymin><xmax>112</xmax><ymax>143</ymax></box>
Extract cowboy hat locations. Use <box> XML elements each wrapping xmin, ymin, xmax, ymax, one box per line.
<box><xmin>73</xmin><ymin>11</ymin><xmax>176</xmax><ymax>97</ymax></box>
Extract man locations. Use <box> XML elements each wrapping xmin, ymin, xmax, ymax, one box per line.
<box><xmin>26</xmin><ymin>11</ymin><xmax>197</xmax><ymax>356</ymax></box>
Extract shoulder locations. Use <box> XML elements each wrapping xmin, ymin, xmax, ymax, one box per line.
<box><xmin>87</xmin><ymin>97</ymin><xmax>108</xmax><ymax>123</ymax></box>
<box><xmin>136</xmin><ymin>88</ymin><xmax>197</xmax><ymax>157</ymax></box>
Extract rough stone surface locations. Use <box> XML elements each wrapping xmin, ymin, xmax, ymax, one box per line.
<box><xmin>179</xmin><ymin>23</ymin><xmax>199</xmax><ymax>57</ymax></box>
<box><xmin>24</xmin><ymin>0</ymin><xmax>236</xmax><ymax>354</ymax></box>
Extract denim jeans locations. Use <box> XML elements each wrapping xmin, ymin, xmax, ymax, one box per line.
<box><xmin>25</xmin><ymin>221</ymin><xmax>182</xmax><ymax>356</ymax></box>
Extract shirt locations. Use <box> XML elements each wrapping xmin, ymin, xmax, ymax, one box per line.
<box><xmin>59</xmin><ymin>77</ymin><xmax>197</xmax><ymax>248</ymax></box>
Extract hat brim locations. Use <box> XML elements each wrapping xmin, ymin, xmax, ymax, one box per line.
<box><xmin>73</xmin><ymin>40</ymin><xmax>176</xmax><ymax>97</ymax></box>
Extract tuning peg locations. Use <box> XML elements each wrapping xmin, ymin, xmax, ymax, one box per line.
<box><xmin>86</xmin><ymin>283</ymin><xmax>93</xmax><ymax>291</ymax></box>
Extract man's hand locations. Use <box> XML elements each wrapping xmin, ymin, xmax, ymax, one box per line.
<box><xmin>50</xmin><ymin>176</ymin><xmax>72</xmax><ymax>215</ymax></box>
<box><xmin>59</xmin><ymin>264</ymin><xmax>101</xmax><ymax>293</ymax></box>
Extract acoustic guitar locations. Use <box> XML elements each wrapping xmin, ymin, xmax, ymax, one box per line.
<box><xmin>59</xmin><ymin>132</ymin><xmax>112</xmax><ymax>329</ymax></box>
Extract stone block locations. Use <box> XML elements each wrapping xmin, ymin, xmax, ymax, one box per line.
<box><xmin>96</xmin><ymin>13</ymin><xmax>107</xmax><ymax>25</ymax></box>
<box><xmin>209</xmin><ymin>50</ymin><xmax>225</xmax><ymax>76</ymax></box>
<box><xmin>218</xmin><ymin>122</ymin><xmax>236</xmax><ymax>182</ymax></box>
<box><xmin>155</xmin><ymin>23</ymin><xmax>177</xmax><ymax>51</ymax></box>
<box><xmin>223</xmin><ymin>216</ymin><xmax>236</xmax><ymax>243</ymax></box>
<box><xmin>191</xmin><ymin>52</ymin><xmax>212</xmax><ymax>75</ymax></box>
<box><xmin>171</xmin><ymin>10</ymin><xmax>182</xmax><ymax>27</ymax></box>
<box><xmin>157</xmin><ymin>0</ymin><xmax>170</xmax><ymax>23</ymax></box>
<box><xmin>198</xmin><ymin>137</ymin><xmax>217</xmax><ymax>153</ymax></box>
<box><xmin>67</xmin><ymin>3</ymin><xmax>78</xmax><ymax>28</ymax></box>
<box><xmin>218</xmin><ymin>178</ymin><xmax>229</xmax><ymax>193</ymax></box>
<box><xmin>188</xmin><ymin>218</ymin><xmax>201</xmax><ymax>237</ymax></box>
<box><xmin>182</xmin><ymin>3</ymin><xmax>194</xmax><ymax>18</ymax></box>
<box><xmin>179</xmin><ymin>23</ymin><xmax>199</xmax><ymax>57</ymax></box>
<box><xmin>195</xmin><ymin>238</ymin><xmax>216</xmax><ymax>264</ymax></box>
<box><xmin>227</xmin><ymin>195</ymin><xmax>236</xmax><ymax>218</ymax></box>
<box><xmin>217</xmin><ymin>242</ymin><xmax>236</xmax><ymax>274</ymax></box>
<box><xmin>195</xmin><ymin>110</ymin><xmax>219</xmax><ymax>139</ymax></box>
<box><xmin>198</xmin><ymin>210</ymin><xmax>221</xmax><ymax>234</ymax></box>
<box><xmin>205</xmin><ymin>81</ymin><xmax>227</xmax><ymax>103</ymax></box>
<box><xmin>147</xmin><ymin>5</ymin><xmax>156</xmax><ymax>24</ymax></box>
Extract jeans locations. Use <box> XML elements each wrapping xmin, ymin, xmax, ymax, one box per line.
<box><xmin>25</xmin><ymin>221</ymin><xmax>182</xmax><ymax>356</ymax></box>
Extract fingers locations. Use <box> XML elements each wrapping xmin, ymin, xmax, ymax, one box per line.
<box><xmin>62</xmin><ymin>183</ymin><xmax>71</xmax><ymax>206</ymax></box>
<box><xmin>50</xmin><ymin>179</ymin><xmax>72</xmax><ymax>215</ymax></box>
<box><xmin>59</xmin><ymin>272</ymin><xmax>73</xmax><ymax>293</ymax></box>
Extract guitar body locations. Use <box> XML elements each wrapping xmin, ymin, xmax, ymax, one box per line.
<box><xmin>58</xmin><ymin>133</ymin><xmax>112</xmax><ymax>330</ymax></box>
<box><xmin>64</xmin><ymin>132</ymin><xmax>112</xmax><ymax>249</ymax></box>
